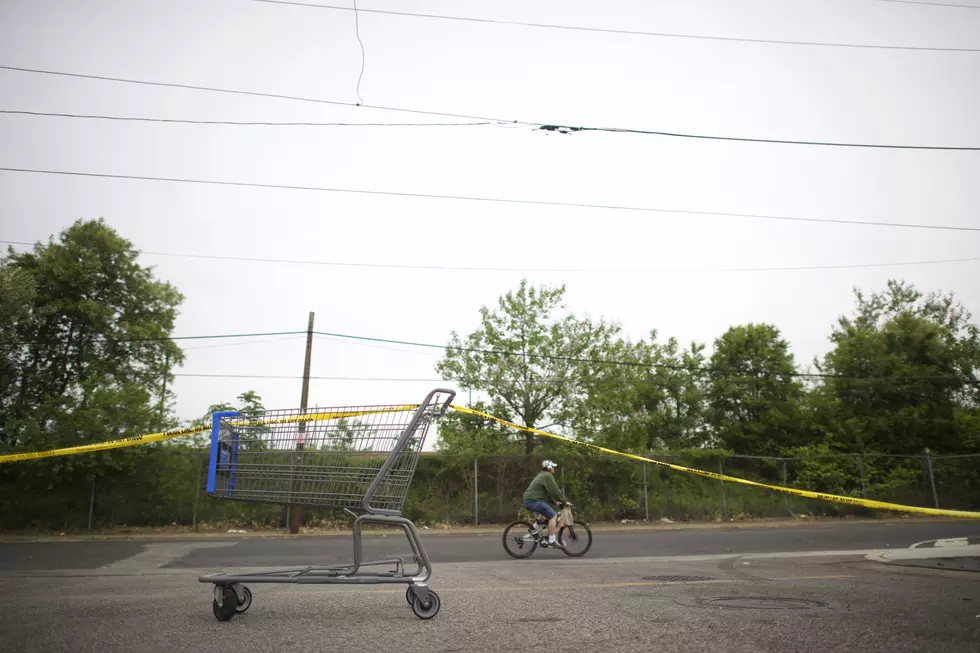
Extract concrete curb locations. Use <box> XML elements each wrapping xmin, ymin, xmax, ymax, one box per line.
<box><xmin>0</xmin><ymin>516</ymin><xmax>962</xmax><ymax>543</ymax></box>
<box><xmin>865</xmin><ymin>538</ymin><xmax>980</xmax><ymax>572</ymax></box>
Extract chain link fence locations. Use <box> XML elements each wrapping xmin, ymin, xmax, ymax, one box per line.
<box><xmin>0</xmin><ymin>448</ymin><xmax>977</xmax><ymax>532</ymax></box>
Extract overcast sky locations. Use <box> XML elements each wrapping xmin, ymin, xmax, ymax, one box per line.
<box><xmin>1</xmin><ymin>0</ymin><xmax>979</xmax><ymax>439</ymax></box>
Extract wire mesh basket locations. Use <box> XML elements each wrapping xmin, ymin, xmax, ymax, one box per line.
<box><xmin>200</xmin><ymin>389</ymin><xmax>457</xmax><ymax>623</ymax></box>
<box><xmin>208</xmin><ymin>393</ymin><xmax>451</xmax><ymax>514</ymax></box>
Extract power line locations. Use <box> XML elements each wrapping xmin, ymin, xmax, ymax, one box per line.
<box><xmin>308</xmin><ymin>330</ymin><xmax>979</xmax><ymax>384</ymax></box>
<box><xmin>172</xmin><ymin>371</ymin><xmax>971</xmax><ymax>387</ymax></box>
<box><xmin>4</xmin><ymin>325</ymin><xmax>973</xmax><ymax>384</ymax></box>
<box><xmin>3</xmin><ymin>331</ymin><xmax>308</xmax><ymax>347</ymax></box>
<box><xmin>876</xmin><ymin>0</ymin><xmax>980</xmax><ymax>8</ymax></box>
<box><xmin>182</xmin><ymin>335</ymin><xmax>305</xmax><ymax>351</ymax></box>
<box><xmin>254</xmin><ymin>0</ymin><xmax>980</xmax><ymax>53</ymax></box>
<box><xmin>352</xmin><ymin>0</ymin><xmax>366</xmax><ymax>104</ymax></box>
<box><xmin>3</xmin><ymin>167</ymin><xmax>978</xmax><ymax>233</ymax></box>
<box><xmin>3</xmin><ymin>65</ymin><xmax>977</xmax><ymax>150</ymax></box>
<box><xmin>0</xmin><ymin>65</ymin><xmax>512</xmax><ymax>124</ymax></box>
<box><xmin>562</xmin><ymin>125</ymin><xmax>980</xmax><ymax>151</ymax></box>
<box><xmin>0</xmin><ymin>110</ymin><xmax>496</xmax><ymax>128</ymax></box>
<box><xmin>4</xmin><ymin>239</ymin><xmax>977</xmax><ymax>274</ymax></box>
<box><xmin>174</xmin><ymin>373</ymin><xmax>442</xmax><ymax>381</ymax></box>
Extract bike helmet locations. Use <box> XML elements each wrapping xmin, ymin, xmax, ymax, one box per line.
<box><xmin>541</xmin><ymin>459</ymin><xmax>558</xmax><ymax>470</ymax></box>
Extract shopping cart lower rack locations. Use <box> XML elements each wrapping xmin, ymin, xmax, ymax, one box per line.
<box><xmin>198</xmin><ymin>388</ymin><xmax>455</xmax><ymax>622</ymax></box>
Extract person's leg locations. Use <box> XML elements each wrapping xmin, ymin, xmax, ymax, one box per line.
<box><xmin>524</xmin><ymin>500</ymin><xmax>557</xmax><ymax>544</ymax></box>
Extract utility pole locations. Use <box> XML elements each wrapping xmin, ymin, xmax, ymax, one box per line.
<box><xmin>289</xmin><ymin>311</ymin><xmax>315</xmax><ymax>535</ymax></box>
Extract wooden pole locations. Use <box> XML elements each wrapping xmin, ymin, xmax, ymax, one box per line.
<box><xmin>289</xmin><ymin>312</ymin><xmax>315</xmax><ymax>535</ymax></box>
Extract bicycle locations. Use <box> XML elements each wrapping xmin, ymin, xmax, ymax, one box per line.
<box><xmin>502</xmin><ymin>502</ymin><xmax>593</xmax><ymax>559</ymax></box>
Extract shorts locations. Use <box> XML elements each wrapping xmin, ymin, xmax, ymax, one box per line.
<box><xmin>523</xmin><ymin>499</ymin><xmax>556</xmax><ymax>520</ymax></box>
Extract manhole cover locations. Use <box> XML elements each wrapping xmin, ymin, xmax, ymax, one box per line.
<box><xmin>678</xmin><ymin>596</ymin><xmax>830</xmax><ymax>610</ymax></box>
<box><xmin>642</xmin><ymin>575</ymin><xmax>715</xmax><ymax>582</ymax></box>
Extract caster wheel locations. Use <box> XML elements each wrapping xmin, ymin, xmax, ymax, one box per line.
<box><xmin>235</xmin><ymin>586</ymin><xmax>252</xmax><ymax>614</ymax></box>
<box><xmin>405</xmin><ymin>586</ymin><xmax>414</xmax><ymax>606</ymax></box>
<box><xmin>212</xmin><ymin>586</ymin><xmax>237</xmax><ymax>622</ymax></box>
<box><xmin>411</xmin><ymin>589</ymin><xmax>440</xmax><ymax>620</ymax></box>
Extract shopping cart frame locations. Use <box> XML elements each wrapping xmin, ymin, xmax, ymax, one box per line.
<box><xmin>198</xmin><ymin>388</ymin><xmax>455</xmax><ymax>622</ymax></box>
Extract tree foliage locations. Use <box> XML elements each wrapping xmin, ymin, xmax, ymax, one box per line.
<box><xmin>0</xmin><ymin>219</ymin><xmax>184</xmax><ymax>481</ymax></box>
<box><xmin>434</xmin><ymin>279</ymin><xmax>980</xmax><ymax>465</ymax></box>
<box><xmin>435</xmin><ymin>280</ymin><xmax>624</xmax><ymax>454</ymax></box>
<box><xmin>3</xmin><ymin>218</ymin><xmax>980</xmax><ymax>531</ymax></box>
<box><xmin>817</xmin><ymin>280</ymin><xmax>980</xmax><ymax>455</ymax></box>
<box><xmin>706</xmin><ymin>324</ymin><xmax>805</xmax><ymax>455</ymax></box>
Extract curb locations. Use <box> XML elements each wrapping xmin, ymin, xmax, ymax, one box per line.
<box><xmin>0</xmin><ymin>516</ymin><xmax>965</xmax><ymax>543</ymax></box>
<box><xmin>865</xmin><ymin>539</ymin><xmax>980</xmax><ymax>572</ymax></box>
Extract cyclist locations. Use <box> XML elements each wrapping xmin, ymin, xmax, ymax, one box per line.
<box><xmin>522</xmin><ymin>459</ymin><xmax>569</xmax><ymax>548</ymax></box>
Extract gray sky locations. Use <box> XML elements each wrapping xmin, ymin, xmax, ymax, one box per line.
<box><xmin>1</xmin><ymin>0</ymin><xmax>979</xmax><ymax>441</ymax></box>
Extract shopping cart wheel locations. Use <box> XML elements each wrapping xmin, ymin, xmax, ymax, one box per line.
<box><xmin>411</xmin><ymin>589</ymin><xmax>441</xmax><ymax>620</ymax></box>
<box><xmin>235</xmin><ymin>586</ymin><xmax>253</xmax><ymax>614</ymax></box>
<box><xmin>405</xmin><ymin>586</ymin><xmax>414</xmax><ymax>606</ymax></box>
<box><xmin>212</xmin><ymin>585</ymin><xmax>238</xmax><ymax>622</ymax></box>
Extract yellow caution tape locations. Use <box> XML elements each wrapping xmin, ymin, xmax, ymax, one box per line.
<box><xmin>7</xmin><ymin>399</ymin><xmax>973</xmax><ymax>520</ymax></box>
<box><xmin>450</xmin><ymin>404</ymin><xmax>980</xmax><ymax>520</ymax></box>
<box><xmin>0</xmin><ymin>405</ymin><xmax>420</xmax><ymax>464</ymax></box>
<box><xmin>228</xmin><ymin>405</ymin><xmax>420</xmax><ymax>429</ymax></box>
<box><xmin>0</xmin><ymin>424</ymin><xmax>213</xmax><ymax>463</ymax></box>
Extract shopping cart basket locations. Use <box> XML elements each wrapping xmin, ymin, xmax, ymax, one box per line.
<box><xmin>198</xmin><ymin>388</ymin><xmax>455</xmax><ymax>622</ymax></box>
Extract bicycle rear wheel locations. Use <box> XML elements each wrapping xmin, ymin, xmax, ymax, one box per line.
<box><xmin>558</xmin><ymin>522</ymin><xmax>593</xmax><ymax>557</ymax></box>
<box><xmin>502</xmin><ymin>521</ymin><xmax>539</xmax><ymax>559</ymax></box>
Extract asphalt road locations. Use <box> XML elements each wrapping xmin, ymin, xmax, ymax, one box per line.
<box><xmin>2</xmin><ymin>521</ymin><xmax>979</xmax><ymax>652</ymax></box>
<box><xmin>2</xmin><ymin>520</ymin><xmax>978</xmax><ymax>571</ymax></box>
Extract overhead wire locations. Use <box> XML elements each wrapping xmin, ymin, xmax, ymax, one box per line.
<box><xmin>3</xmin><ymin>240</ymin><xmax>978</xmax><ymax>274</ymax></box>
<box><xmin>352</xmin><ymin>0</ymin><xmax>366</xmax><ymax>104</ymax></box>
<box><xmin>169</xmin><ymin>371</ymin><xmax>971</xmax><ymax>387</ymax></box>
<box><xmin>181</xmin><ymin>335</ymin><xmax>306</xmax><ymax>351</ymax></box>
<box><xmin>3</xmin><ymin>65</ymin><xmax>978</xmax><ymax>150</ymax></box>
<box><xmin>876</xmin><ymin>0</ymin><xmax>980</xmax><ymax>8</ymax></box>
<box><xmin>307</xmin><ymin>330</ymin><xmax>980</xmax><ymax>384</ymax></box>
<box><xmin>0</xmin><ymin>65</ymin><xmax>512</xmax><ymax>124</ymax></box>
<box><xmin>2</xmin><ymin>167</ymin><xmax>978</xmax><ymax>233</ymax></box>
<box><xmin>253</xmin><ymin>0</ymin><xmax>980</xmax><ymax>52</ymax></box>
<box><xmin>0</xmin><ymin>110</ymin><xmax>497</xmax><ymax>128</ymax></box>
<box><xmin>3</xmin><ymin>327</ymin><xmax>974</xmax><ymax>384</ymax></box>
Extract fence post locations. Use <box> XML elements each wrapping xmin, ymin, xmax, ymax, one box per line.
<box><xmin>88</xmin><ymin>478</ymin><xmax>96</xmax><ymax>531</ymax></box>
<box><xmin>473</xmin><ymin>456</ymin><xmax>479</xmax><ymax>526</ymax></box>
<box><xmin>193</xmin><ymin>454</ymin><xmax>204</xmax><ymax>532</ymax></box>
<box><xmin>719</xmin><ymin>458</ymin><xmax>727</xmax><ymax>520</ymax></box>
<box><xmin>642</xmin><ymin>462</ymin><xmax>649</xmax><ymax>522</ymax></box>
<box><xmin>924</xmin><ymin>448</ymin><xmax>939</xmax><ymax>509</ymax></box>
<box><xmin>856</xmin><ymin>454</ymin><xmax>867</xmax><ymax>499</ymax></box>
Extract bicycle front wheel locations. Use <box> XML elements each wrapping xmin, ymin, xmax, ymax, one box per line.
<box><xmin>502</xmin><ymin>520</ymin><xmax>539</xmax><ymax>559</ymax></box>
<box><xmin>558</xmin><ymin>522</ymin><xmax>593</xmax><ymax>557</ymax></box>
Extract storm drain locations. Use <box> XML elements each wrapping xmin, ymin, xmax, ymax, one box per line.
<box><xmin>641</xmin><ymin>575</ymin><xmax>715</xmax><ymax>582</ymax></box>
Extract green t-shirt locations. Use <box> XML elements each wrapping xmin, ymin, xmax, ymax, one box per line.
<box><xmin>523</xmin><ymin>471</ymin><xmax>564</xmax><ymax>503</ymax></box>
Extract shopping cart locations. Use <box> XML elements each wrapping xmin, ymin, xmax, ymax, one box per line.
<box><xmin>198</xmin><ymin>388</ymin><xmax>455</xmax><ymax>622</ymax></box>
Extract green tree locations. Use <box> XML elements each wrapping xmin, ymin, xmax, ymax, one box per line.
<box><xmin>433</xmin><ymin>399</ymin><xmax>520</xmax><ymax>455</ymax></box>
<box><xmin>817</xmin><ymin>280</ymin><xmax>980</xmax><ymax>455</ymax></box>
<box><xmin>706</xmin><ymin>323</ymin><xmax>804</xmax><ymax>455</ymax></box>
<box><xmin>634</xmin><ymin>335</ymin><xmax>708</xmax><ymax>450</ymax></box>
<box><xmin>189</xmin><ymin>390</ymin><xmax>268</xmax><ymax>449</ymax></box>
<box><xmin>564</xmin><ymin>332</ymin><xmax>707</xmax><ymax>452</ymax></box>
<box><xmin>0</xmin><ymin>219</ymin><xmax>184</xmax><ymax>482</ymax></box>
<box><xmin>436</xmin><ymin>280</ymin><xmax>623</xmax><ymax>454</ymax></box>
<box><xmin>0</xmin><ymin>265</ymin><xmax>35</xmax><ymax>421</ymax></box>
